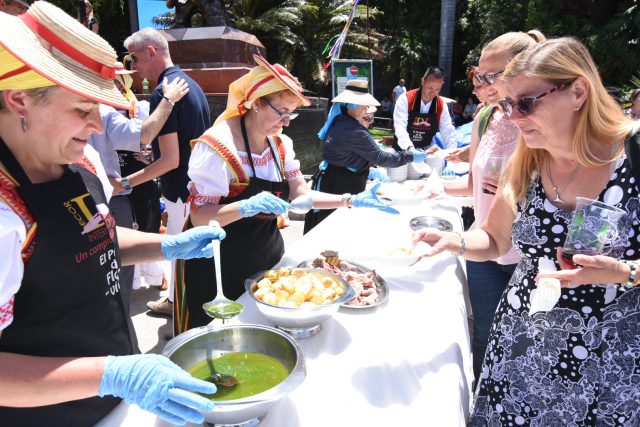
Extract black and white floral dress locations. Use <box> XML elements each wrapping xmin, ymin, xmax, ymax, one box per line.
<box><xmin>470</xmin><ymin>156</ymin><xmax>640</xmax><ymax>426</ymax></box>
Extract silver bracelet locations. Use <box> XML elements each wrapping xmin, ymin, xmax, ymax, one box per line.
<box><xmin>451</xmin><ymin>231</ymin><xmax>466</xmax><ymax>257</ymax></box>
<box><xmin>162</xmin><ymin>95</ymin><xmax>175</xmax><ymax>106</ymax></box>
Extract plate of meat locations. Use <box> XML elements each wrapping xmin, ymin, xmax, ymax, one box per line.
<box><xmin>297</xmin><ymin>250</ymin><xmax>388</xmax><ymax>309</ymax></box>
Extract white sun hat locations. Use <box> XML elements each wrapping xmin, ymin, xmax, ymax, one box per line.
<box><xmin>332</xmin><ymin>79</ymin><xmax>380</xmax><ymax>107</ymax></box>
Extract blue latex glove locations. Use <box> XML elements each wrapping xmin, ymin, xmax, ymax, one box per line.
<box><xmin>99</xmin><ymin>354</ymin><xmax>216</xmax><ymax>426</ymax></box>
<box><xmin>161</xmin><ymin>225</ymin><xmax>226</xmax><ymax>260</ymax></box>
<box><xmin>237</xmin><ymin>191</ymin><xmax>290</xmax><ymax>218</ymax></box>
<box><xmin>409</xmin><ymin>148</ymin><xmax>427</xmax><ymax>163</ymax></box>
<box><xmin>351</xmin><ymin>182</ymin><xmax>400</xmax><ymax>215</ymax></box>
<box><xmin>368</xmin><ymin>168</ymin><xmax>391</xmax><ymax>183</ymax></box>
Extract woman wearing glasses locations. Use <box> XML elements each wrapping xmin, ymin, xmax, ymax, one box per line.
<box><xmin>440</xmin><ymin>31</ymin><xmax>543</xmax><ymax>385</ymax></box>
<box><xmin>303</xmin><ymin>79</ymin><xmax>425</xmax><ymax>233</ymax></box>
<box><xmin>175</xmin><ymin>56</ymin><xmax>393</xmax><ymax>331</ymax></box>
<box><xmin>415</xmin><ymin>37</ymin><xmax>639</xmax><ymax>424</ymax></box>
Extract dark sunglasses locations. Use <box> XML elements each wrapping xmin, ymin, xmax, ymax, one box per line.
<box><xmin>499</xmin><ymin>80</ymin><xmax>574</xmax><ymax>117</ymax></box>
<box><xmin>264</xmin><ymin>98</ymin><xmax>299</xmax><ymax>121</ymax></box>
<box><xmin>475</xmin><ymin>70</ymin><xmax>504</xmax><ymax>85</ymax></box>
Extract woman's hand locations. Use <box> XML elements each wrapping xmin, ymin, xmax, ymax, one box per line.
<box><xmin>237</xmin><ymin>192</ymin><xmax>290</xmax><ymax>217</ymax></box>
<box><xmin>133</xmin><ymin>151</ymin><xmax>152</xmax><ymax>165</ymax></box>
<box><xmin>99</xmin><ymin>354</ymin><xmax>215</xmax><ymax>426</ymax></box>
<box><xmin>351</xmin><ymin>182</ymin><xmax>399</xmax><ymax>214</ymax></box>
<box><xmin>162</xmin><ymin>76</ymin><xmax>190</xmax><ymax>105</ymax></box>
<box><xmin>481</xmin><ymin>173</ymin><xmax>500</xmax><ymax>195</ymax></box>
<box><xmin>444</xmin><ymin>146</ymin><xmax>470</xmax><ymax>163</ymax></box>
<box><xmin>411</xmin><ymin>228</ymin><xmax>461</xmax><ymax>257</ymax></box>
<box><xmin>535</xmin><ymin>246</ymin><xmax>630</xmax><ymax>287</ymax></box>
<box><xmin>161</xmin><ymin>225</ymin><xmax>226</xmax><ymax>260</ymax></box>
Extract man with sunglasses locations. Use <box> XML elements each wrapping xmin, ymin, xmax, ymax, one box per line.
<box><xmin>392</xmin><ymin>67</ymin><xmax>457</xmax><ymax>152</ymax></box>
<box><xmin>122</xmin><ymin>28</ymin><xmax>211</xmax><ymax>320</ymax></box>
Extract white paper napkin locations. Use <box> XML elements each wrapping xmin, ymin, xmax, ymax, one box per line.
<box><xmin>529</xmin><ymin>256</ymin><xmax>562</xmax><ymax>315</ymax></box>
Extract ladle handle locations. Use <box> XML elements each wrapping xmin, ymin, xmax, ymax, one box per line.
<box><xmin>209</xmin><ymin>220</ymin><xmax>224</xmax><ymax>297</ymax></box>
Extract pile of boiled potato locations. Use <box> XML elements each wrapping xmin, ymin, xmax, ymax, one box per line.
<box><xmin>253</xmin><ymin>267</ymin><xmax>345</xmax><ymax>308</ymax></box>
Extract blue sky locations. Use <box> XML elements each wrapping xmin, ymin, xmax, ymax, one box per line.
<box><xmin>137</xmin><ymin>0</ymin><xmax>171</xmax><ymax>29</ymax></box>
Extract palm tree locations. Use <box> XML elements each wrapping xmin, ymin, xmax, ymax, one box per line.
<box><xmin>227</xmin><ymin>0</ymin><xmax>383</xmax><ymax>95</ymax></box>
<box><xmin>438</xmin><ymin>0</ymin><xmax>456</xmax><ymax>97</ymax></box>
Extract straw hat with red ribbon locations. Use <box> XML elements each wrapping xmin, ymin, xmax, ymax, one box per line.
<box><xmin>0</xmin><ymin>1</ymin><xmax>129</xmax><ymax>110</ymax></box>
<box><xmin>215</xmin><ymin>54</ymin><xmax>311</xmax><ymax>125</ymax></box>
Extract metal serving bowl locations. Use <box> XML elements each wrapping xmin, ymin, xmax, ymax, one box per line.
<box><xmin>163</xmin><ymin>324</ymin><xmax>306</xmax><ymax>426</ymax></box>
<box><xmin>409</xmin><ymin>215</ymin><xmax>454</xmax><ymax>232</ymax></box>
<box><xmin>245</xmin><ymin>268</ymin><xmax>355</xmax><ymax>339</ymax></box>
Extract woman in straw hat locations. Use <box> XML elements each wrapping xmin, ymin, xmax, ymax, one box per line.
<box><xmin>176</xmin><ymin>55</ymin><xmax>394</xmax><ymax>331</ymax></box>
<box><xmin>415</xmin><ymin>37</ymin><xmax>639</xmax><ymax>424</ymax></box>
<box><xmin>0</xmin><ymin>2</ymin><xmax>226</xmax><ymax>425</ymax></box>
<box><xmin>303</xmin><ymin>79</ymin><xmax>427</xmax><ymax>233</ymax></box>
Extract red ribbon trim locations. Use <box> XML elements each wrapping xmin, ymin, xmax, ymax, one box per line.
<box><xmin>20</xmin><ymin>13</ymin><xmax>116</xmax><ymax>79</ymax></box>
<box><xmin>245</xmin><ymin>75</ymin><xmax>274</xmax><ymax>101</ymax></box>
<box><xmin>0</xmin><ymin>64</ymin><xmax>30</xmax><ymax>81</ymax></box>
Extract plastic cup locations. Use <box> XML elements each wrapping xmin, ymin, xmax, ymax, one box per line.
<box><xmin>562</xmin><ymin>197</ymin><xmax>625</xmax><ymax>266</ymax></box>
<box><xmin>482</xmin><ymin>156</ymin><xmax>506</xmax><ymax>195</ymax></box>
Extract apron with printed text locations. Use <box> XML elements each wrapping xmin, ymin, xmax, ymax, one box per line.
<box><xmin>392</xmin><ymin>88</ymin><xmax>440</xmax><ymax>151</ymax></box>
<box><xmin>0</xmin><ymin>138</ymin><xmax>135</xmax><ymax>427</ymax></box>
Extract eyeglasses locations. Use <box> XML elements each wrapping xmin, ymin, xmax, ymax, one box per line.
<box><xmin>475</xmin><ymin>70</ymin><xmax>504</xmax><ymax>85</ymax></box>
<box><xmin>499</xmin><ymin>80</ymin><xmax>574</xmax><ymax>117</ymax></box>
<box><xmin>264</xmin><ymin>99</ymin><xmax>299</xmax><ymax>121</ymax></box>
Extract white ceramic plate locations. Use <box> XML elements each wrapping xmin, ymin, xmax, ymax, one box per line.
<box><xmin>376</xmin><ymin>181</ymin><xmax>430</xmax><ymax>205</ymax></box>
<box><xmin>445</xmin><ymin>162</ymin><xmax>470</xmax><ymax>175</ymax></box>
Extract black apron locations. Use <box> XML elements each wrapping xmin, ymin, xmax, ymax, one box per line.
<box><xmin>0</xmin><ymin>139</ymin><xmax>135</xmax><ymax>426</ymax></box>
<box><xmin>117</xmin><ymin>150</ymin><xmax>162</xmax><ymax>233</ymax></box>
<box><xmin>303</xmin><ymin>162</ymin><xmax>368</xmax><ymax>234</ymax></box>
<box><xmin>392</xmin><ymin>89</ymin><xmax>440</xmax><ymax>151</ymax></box>
<box><xmin>174</xmin><ymin>117</ymin><xmax>289</xmax><ymax>332</ymax></box>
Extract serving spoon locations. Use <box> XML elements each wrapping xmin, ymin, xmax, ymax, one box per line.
<box><xmin>202</xmin><ymin>220</ymin><xmax>243</xmax><ymax>321</ymax></box>
<box><xmin>206</xmin><ymin>350</ymin><xmax>238</xmax><ymax>388</ymax></box>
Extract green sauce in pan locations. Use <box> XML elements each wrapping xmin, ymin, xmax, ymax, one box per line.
<box><xmin>188</xmin><ymin>352</ymin><xmax>289</xmax><ymax>401</ymax></box>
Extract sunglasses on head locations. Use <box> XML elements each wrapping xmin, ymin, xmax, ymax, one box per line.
<box><xmin>475</xmin><ymin>70</ymin><xmax>504</xmax><ymax>85</ymax></box>
<box><xmin>499</xmin><ymin>80</ymin><xmax>575</xmax><ymax>117</ymax></box>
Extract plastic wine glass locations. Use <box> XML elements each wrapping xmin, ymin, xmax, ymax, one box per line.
<box><xmin>202</xmin><ymin>220</ymin><xmax>243</xmax><ymax>320</ymax></box>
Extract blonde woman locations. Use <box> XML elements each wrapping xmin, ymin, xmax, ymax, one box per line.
<box><xmin>415</xmin><ymin>37</ymin><xmax>639</xmax><ymax>424</ymax></box>
<box><xmin>443</xmin><ymin>31</ymin><xmax>544</xmax><ymax>385</ymax></box>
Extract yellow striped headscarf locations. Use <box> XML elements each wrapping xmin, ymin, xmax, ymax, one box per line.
<box><xmin>0</xmin><ymin>46</ymin><xmax>56</xmax><ymax>90</ymax></box>
<box><xmin>215</xmin><ymin>54</ymin><xmax>310</xmax><ymax>125</ymax></box>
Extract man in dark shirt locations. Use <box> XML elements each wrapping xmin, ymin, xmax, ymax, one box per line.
<box><xmin>121</xmin><ymin>28</ymin><xmax>211</xmax><ymax>318</ymax></box>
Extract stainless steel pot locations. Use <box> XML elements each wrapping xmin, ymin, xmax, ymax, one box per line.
<box><xmin>163</xmin><ymin>324</ymin><xmax>306</xmax><ymax>426</ymax></box>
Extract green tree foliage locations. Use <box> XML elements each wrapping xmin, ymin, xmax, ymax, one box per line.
<box><xmin>51</xmin><ymin>0</ymin><xmax>131</xmax><ymax>57</ymax></box>
<box><xmin>226</xmin><ymin>0</ymin><xmax>383</xmax><ymax>96</ymax></box>
<box><xmin>49</xmin><ymin>0</ymin><xmax>638</xmax><ymax>99</ymax></box>
<box><xmin>457</xmin><ymin>0</ymin><xmax>639</xmax><ymax>89</ymax></box>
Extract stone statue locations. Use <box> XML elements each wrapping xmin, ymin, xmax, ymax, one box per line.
<box><xmin>165</xmin><ymin>0</ymin><xmax>234</xmax><ymax>28</ymax></box>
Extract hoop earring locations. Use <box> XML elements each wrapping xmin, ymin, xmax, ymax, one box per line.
<box><xmin>19</xmin><ymin>115</ymin><xmax>27</xmax><ymax>133</ymax></box>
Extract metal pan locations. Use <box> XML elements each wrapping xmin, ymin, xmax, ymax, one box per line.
<box><xmin>297</xmin><ymin>259</ymin><xmax>389</xmax><ymax>310</ymax></box>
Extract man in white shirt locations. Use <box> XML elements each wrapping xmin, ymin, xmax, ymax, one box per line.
<box><xmin>392</xmin><ymin>78</ymin><xmax>406</xmax><ymax>104</ymax></box>
<box><xmin>392</xmin><ymin>67</ymin><xmax>457</xmax><ymax>151</ymax></box>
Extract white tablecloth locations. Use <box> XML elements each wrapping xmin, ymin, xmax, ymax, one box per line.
<box><xmin>98</xmin><ymin>198</ymin><xmax>473</xmax><ymax>426</ymax></box>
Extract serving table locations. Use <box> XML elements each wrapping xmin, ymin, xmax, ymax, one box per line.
<box><xmin>98</xmin><ymin>197</ymin><xmax>473</xmax><ymax>426</ymax></box>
